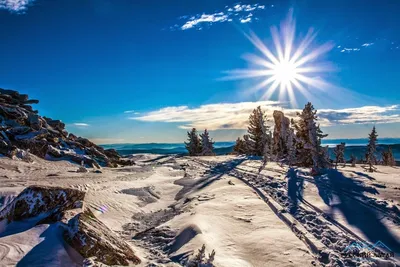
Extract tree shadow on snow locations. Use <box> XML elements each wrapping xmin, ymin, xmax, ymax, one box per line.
<box><xmin>351</xmin><ymin>171</ymin><xmax>376</xmax><ymax>181</ymax></box>
<box><xmin>313</xmin><ymin>169</ymin><xmax>400</xmax><ymax>254</ymax></box>
<box><xmin>174</xmin><ymin>157</ymin><xmax>247</xmax><ymax>201</ymax></box>
<box><xmin>286</xmin><ymin>168</ymin><xmax>304</xmax><ymax>214</ymax></box>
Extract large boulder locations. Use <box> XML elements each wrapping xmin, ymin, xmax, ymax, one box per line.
<box><xmin>0</xmin><ymin>186</ymin><xmax>86</xmax><ymax>223</ymax></box>
<box><xmin>64</xmin><ymin>209</ymin><xmax>141</xmax><ymax>266</ymax></box>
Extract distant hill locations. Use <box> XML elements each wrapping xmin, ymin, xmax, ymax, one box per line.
<box><xmin>102</xmin><ymin>141</ymin><xmax>400</xmax><ymax>161</ymax></box>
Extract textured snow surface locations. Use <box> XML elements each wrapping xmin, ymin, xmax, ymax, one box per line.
<box><xmin>0</xmin><ymin>154</ymin><xmax>399</xmax><ymax>266</ymax></box>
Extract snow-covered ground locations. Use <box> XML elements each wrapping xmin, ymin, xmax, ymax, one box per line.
<box><xmin>0</xmin><ymin>154</ymin><xmax>399</xmax><ymax>266</ymax></box>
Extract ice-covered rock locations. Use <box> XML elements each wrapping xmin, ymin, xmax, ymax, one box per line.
<box><xmin>63</xmin><ymin>209</ymin><xmax>141</xmax><ymax>266</ymax></box>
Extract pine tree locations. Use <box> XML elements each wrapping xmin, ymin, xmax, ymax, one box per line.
<box><xmin>233</xmin><ymin>137</ymin><xmax>247</xmax><ymax>155</ymax></box>
<box><xmin>366</xmin><ymin>126</ymin><xmax>378</xmax><ymax>172</ymax></box>
<box><xmin>243</xmin><ymin>134</ymin><xmax>252</xmax><ymax>154</ymax></box>
<box><xmin>200</xmin><ymin>129</ymin><xmax>215</xmax><ymax>156</ymax></box>
<box><xmin>382</xmin><ymin>146</ymin><xmax>396</xmax><ymax>166</ymax></box>
<box><xmin>185</xmin><ymin>128</ymin><xmax>202</xmax><ymax>156</ymax></box>
<box><xmin>247</xmin><ymin>106</ymin><xmax>269</xmax><ymax>156</ymax></box>
<box><xmin>333</xmin><ymin>142</ymin><xmax>346</xmax><ymax>169</ymax></box>
<box><xmin>295</xmin><ymin>102</ymin><xmax>329</xmax><ymax>172</ymax></box>
<box><xmin>388</xmin><ymin>147</ymin><xmax>396</xmax><ymax>166</ymax></box>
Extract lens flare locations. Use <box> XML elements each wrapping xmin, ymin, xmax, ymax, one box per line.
<box><xmin>225</xmin><ymin>10</ymin><xmax>335</xmax><ymax>107</ymax></box>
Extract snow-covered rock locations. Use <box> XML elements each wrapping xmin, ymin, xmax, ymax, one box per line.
<box><xmin>0</xmin><ymin>88</ymin><xmax>133</xmax><ymax>167</ymax></box>
<box><xmin>63</xmin><ymin>209</ymin><xmax>141</xmax><ymax>266</ymax></box>
<box><xmin>0</xmin><ymin>185</ymin><xmax>86</xmax><ymax>223</ymax></box>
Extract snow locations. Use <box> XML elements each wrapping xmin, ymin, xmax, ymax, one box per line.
<box><xmin>0</xmin><ymin>154</ymin><xmax>399</xmax><ymax>266</ymax></box>
<box><xmin>0</xmin><ymin>223</ymin><xmax>81</xmax><ymax>266</ymax></box>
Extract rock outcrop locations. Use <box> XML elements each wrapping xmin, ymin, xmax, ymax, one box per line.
<box><xmin>64</xmin><ymin>209</ymin><xmax>141</xmax><ymax>266</ymax></box>
<box><xmin>272</xmin><ymin>110</ymin><xmax>290</xmax><ymax>156</ymax></box>
<box><xmin>0</xmin><ymin>186</ymin><xmax>85</xmax><ymax>223</ymax></box>
<box><xmin>0</xmin><ymin>185</ymin><xmax>141</xmax><ymax>266</ymax></box>
<box><xmin>0</xmin><ymin>88</ymin><xmax>134</xmax><ymax>167</ymax></box>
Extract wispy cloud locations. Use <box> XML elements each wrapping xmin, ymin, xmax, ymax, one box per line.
<box><xmin>130</xmin><ymin>102</ymin><xmax>400</xmax><ymax>130</ymax></box>
<box><xmin>336</xmin><ymin>38</ymin><xmax>400</xmax><ymax>53</ymax></box>
<box><xmin>124</xmin><ymin>110</ymin><xmax>140</xmax><ymax>115</ymax></box>
<box><xmin>72</xmin><ymin>123</ymin><xmax>90</xmax><ymax>127</ymax></box>
<box><xmin>340</xmin><ymin>48</ymin><xmax>361</xmax><ymax>53</ymax></box>
<box><xmin>0</xmin><ymin>0</ymin><xmax>35</xmax><ymax>13</ymax></box>
<box><xmin>174</xmin><ymin>3</ymin><xmax>267</xmax><ymax>31</ymax></box>
<box><xmin>361</xmin><ymin>43</ymin><xmax>374</xmax><ymax>47</ymax></box>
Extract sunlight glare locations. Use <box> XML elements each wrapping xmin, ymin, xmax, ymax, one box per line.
<box><xmin>225</xmin><ymin>9</ymin><xmax>335</xmax><ymax>107</ymax></box>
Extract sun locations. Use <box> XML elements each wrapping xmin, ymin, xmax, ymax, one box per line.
<box><xmin>273</xmin><ymin>60</ymin><xmax>297</xmax><ymax>85</ymax></box>
<box><xmin>225</xmin><ymin>10</ymin><xmax>335</xmax><ymax>107</ymax></box>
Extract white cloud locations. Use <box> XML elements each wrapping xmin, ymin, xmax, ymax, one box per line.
<box><xmin>338</xmin><ymin>41</ymin><xmax>378</xmax><ymax>53</ymax></box>
<box><xmin>0</xmin><ymin>0</ymin><xmax>35</xmax><ymax>13</ymax></box>
<box><xmin>361</xmin><ymin>43</ymin><xmax>374</xmax><ymax>47</ymax></box>
<box><xmin>72</xmin><ymin>123</ymin><xmax>90</xmax><ymax>127</ymax></box>
<box><xmin>124</xmin><ymin>110</ymin><xmax>140</xmax><ymax>115</ymax></box>
<box><xmin>131</xmin><ymin>102</ymin><xmax>400</xmax><ymax>130</ymax></box>
<box><xmin>340</xmin><ymin>48</ymin><xmax>361</xmax><ymax>53</ymax></box>
<box><xmin>176</xmin><ymin>3</ymin><xmax>267</xmax><ymax>30</ymax></box>
<box><xmin>240</xmin><ymin>17</ymin><xmax>252</xmax><ymax>23</ymax></box>
<box><xmin>182</xmin><ymin>13</ymin><xmax>229</xmax><ymax>30</ymax></box>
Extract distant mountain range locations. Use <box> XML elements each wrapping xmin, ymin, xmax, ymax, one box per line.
<box><xmin>101</xmin><ymin>138</ymin><xmax>400</xmax><ymax>161</ymax></box>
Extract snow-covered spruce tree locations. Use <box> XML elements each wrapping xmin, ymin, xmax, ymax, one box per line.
<box><xmin>247</xmin><ymin>106</ymin><xmax>270</xmax><ymax>156</ymax></box>
<box><xmin>185</xmin><ymin>128</ymin><xmax>202</xmax><ymax>156</ymax></box>
<box><xmin>186</xmin><ymin>244</ymin><xmax>215</xmax><ymax>267</ymax></box>
<box><xmin>388</xmin><ymin>147</ymin><xmax>396</xmax><ymax>166</ymax></box>
<box><xmin>382</xmin><ymin>146</ymin><xmax>396</xmax><ymax>166</ymax></box>
<box><xmin>200</xmin><ymin>129</ymin><xmax>215</xmax><ymax>156</ymax></box>
<box><xmin>295</xmin><ymin>102</ymin><xmax>329</xmax><ymax>172</ymax></box>
<box><xmin>366</xmin><ymin>126</ymin><xmax>378</xmax><ymax>172</ymax></box>
<box><xmin>243</xmin><ymin>134</ymin><xmax>252</xmax><ymax>154</ymax></box>
<box><xmin>233</xmin><ymin>137</ymin><xmax>247</xmax><ymax>155</ymax></box>
<box><xmin>333</xmin><ymin>142</ymin><xmax>346</xmax><ymax>169</ymax></box>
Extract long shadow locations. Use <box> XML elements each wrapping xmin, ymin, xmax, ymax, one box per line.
<box><xmin>17</xmin><ymin>224</ymin><xmax>82</xmax><ymax>266</ymax></box>
<box><xmin>0</xmin><ymin>215</ymin><xmax>48</xmax><ymax>238</ymax></box>
<box><xmin>352</xmin><ymin>171</ymin><xmax>376</xmax><ymax>181</ymax></box>
<box><xmin>142</xmin><ymin>154</ymin><xmax>171</xmax><ymax>163</ymax></box>
<box><xmin>313</xmin><ymin>169</ymin><xmax>400</xmax><ymax>254</ymax></box>
<box><xmin>174</xmin><ymin>157</ymin><xmax>247</xmax><ymax>200</ymax></box>
<box><xmin>286</xmin><ymin>168</ymin><xmax>304</xmax><ymax>214</ymax></box>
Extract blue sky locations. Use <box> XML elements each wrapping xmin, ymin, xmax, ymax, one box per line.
<box><xmin>1</xmin><ymin>0</ymin><xmax>399</xmax><ymax>144</ymax></box>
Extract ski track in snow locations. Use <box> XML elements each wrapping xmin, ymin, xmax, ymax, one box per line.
<box><xmin>190</xmin><ymin>158</ymin><xmax>400</xmax><ymax>266</ymax></box>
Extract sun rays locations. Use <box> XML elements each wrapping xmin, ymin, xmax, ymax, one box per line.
<box><xmin>225</xmin><ymin>10</ymin><xmax>335</xmax><ymax>107</ymax></box>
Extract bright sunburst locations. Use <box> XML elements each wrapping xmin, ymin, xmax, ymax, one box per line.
<box><xmin>226</xmin><ymin>10</ymin><xmax>335</xmax><ymax>107</ymax></box>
